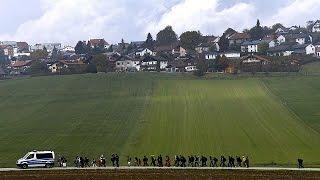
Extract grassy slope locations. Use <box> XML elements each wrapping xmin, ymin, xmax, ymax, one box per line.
<box><xmin>301</xmin><ymin>61</ymin><xmax>320</xmax><ymax>74</ymax></box>
<box><xmin>0</xmin><ymin>74</ymin><xmax>154</xmax><ymax>167</ymax></box>
<box><xmin>0</xmin><ymin>73</ymin><xmax>320</xmax><ymax>167</ymax></box>
<box><xmin>263</xmin><ymin>76</ymin><xmax>320</xmax><ymax>132</ymax></box>
<box><xmin>128</xmin><ymin>78</ymin><xmax>320</xmax><ymax>165</ymax></box>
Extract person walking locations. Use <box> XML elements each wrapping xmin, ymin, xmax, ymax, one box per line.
<box><xmin>158</xmin><ymin>155</ymin><xmax>163</xmax><ymax>167</ymax></box>
<box><xmin>151</xmin><ymin>156</ymin><xmax>156</xmax><ymax>166</ymax></box>
<box><xmin>298</xmin><ymin>159</ymin><xmax>304</xmax><ymax>168</ymax></box>
<box><xmin>220</xmin><ymin>156</ymin><xmax>226</xmax><ymax>167</ymax></box>
<box><xmin>127</xmin><ymin>157</ymin><xmax>132</xmax><ymax>167</ymax></box>
<box><xmin>115</xmin><ymin>154</ymin><xmax>120</xmax><ymax>167</ymax></box>
<box><xmin>165</xmin><ymin>156</ymin><xmax>171</xmax><ymax>167</ymax></box>
<box><xmin>143</xmin><ymin>156</ymin><xmax>149</xmax><ymax>166</ymax></box>
<box><xmin>236</xmin><ymin>156</ymin><xmax>242</xmax><ymax>167</ymax></box>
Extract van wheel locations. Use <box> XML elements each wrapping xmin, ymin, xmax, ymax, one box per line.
<box><xmin>22</xmin><ymin>164</ymin><xmax>28</xmax><ymax>169</ymax></box>
<box><xmin>45</xmin><ymin>164</ymin><xmax>53</xmax><ymax>168</ymax></box>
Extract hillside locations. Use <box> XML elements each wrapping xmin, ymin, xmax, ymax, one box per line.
<box><xmin>0</xmin><ymin>73</ymin><xmax>320</xmax><ymax>167</ymax></box>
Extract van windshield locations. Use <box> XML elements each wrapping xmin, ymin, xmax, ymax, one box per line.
<box><xmin>23</xmin><ymin>153</ymin><xmax>30</xmax><ymax>159</ymax></box>
<box><xmin>26</xmin><ymin>154</ymin><xmax>34</xmax><ymax>159</ymax></box>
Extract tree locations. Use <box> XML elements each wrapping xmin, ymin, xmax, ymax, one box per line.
<box><xmin>272</xmin><ymin>23</ymin><xmax>285</xmax><ymax>31</ymax></box>
<box><xmin>93</xmin><ymin>54</ymin><xmax>108</xmax><ymax>72</ymax></box>
<box><xmin>307</xmin><ymin>21</ymin><xmax>315</xmax><ymax>32</ymax></box>
<box><xmin>28</xmin><ymin>60</ymin><xmax>49</xmax><ymax>75</ymax></box>
<box><xmin>30</xmin><ymin>49</ymin><xmax>49</xmax><ymax>60</ymax></box>
<box><xmin>75</xmin><ymin>41</ymin><xmax>87</xmax><ymax>54</ymax></box>
<box><xmin>258</xmin><ymin>42</ymin><xmax>269</xmax><ymax>55</ymax></box>
<box><xmin>249</xmin><ymin>19</ymin><xmax>264</xmax><ymax>40</ymax></box>
<box><xmin>218</xmin><ymin>35</ymin><xmax>229</xmax><ymax>52</ymax></box>
<box><xmin>194</xmin><ymin>59</ymin><xmax>208</xmax><ymax>77</ymax></box>
<box><xmin>51</xmin><ymin>47</ymin><xmax>62</xmax><ymax>60</ymax></box>
<box><xmin>107</xmin><ymin>45</ymin><xmax>113</xmax><ymax>52</ymax></box>
<box><xmin>216</xmin><ymin>55</ymin><xmax>229</xmax><ymax>72</ymax></box>
<box><xmin>144</xmin><ymin>33</ymin><xmax>155</xmax><ymax>49</ymax></box>
<box><xmin>86</xmin><ymin>63</ymin><xmax>97</xmax><ymax>73</ymax></box>
<box><xmin>156</xmin><ymin>26</ymin><xmax>178</xmax><ymax>45</ymax></box>
<box><xmin>180</xmin><ymin>31</ymin><xmax>202</xmax><ymax>50</ymax></box>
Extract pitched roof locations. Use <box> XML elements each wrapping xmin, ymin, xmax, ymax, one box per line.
<box><xmin>17</xmin><ymin>42</ymin><xmax>29</xmax><ymax>51</ymax></box>
<box><xmin>11</xmin><ymin>60</ymin><xmax>33</xmax><ymax>68</ymax></box>
<box><xmin>241</xmin><ymin>55</ymin><xmax>270</xmax><ymax>62</ymax></box>
<box><xmin>142</xmin><ymin>55</ymin><xmax>166</xmax><ymax>62</ymax></box>
<box><xmin>59</xmin><ymin>60</ymin><xmax>85</xmax><ymax>65</ymax></box>
<box><xmin>268</xmin><ymin>44</ymin><xmax>292</xmax><ymax>52</ymax></box>
<box><xmin>229</xmin><ymin>33</ymin><xmax>250</xmax><ymax>40</ymax></box>
<box><xmin>242</xmin><ymin>40</ymin><xmax>266</xmax><ymax>46</ymax></box>
<box><xmin>89</xmin><ymin>39</ymin><xmax>109</xmax><ymax>47</ymax></box>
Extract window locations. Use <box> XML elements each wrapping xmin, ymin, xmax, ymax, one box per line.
<box><xmin>36</xmin><ymin>153</ymin><xmax>53</xmax><ymax>159</ymax></box>
<box><xmin>27</xmin><ymin>154</ymin><xmax>34</xmax><ymax>159</ymax></box>
<box><xmin>117</xmin><ymin>63</ymin><xmax>120</xmax><ymax>65</ymax></box>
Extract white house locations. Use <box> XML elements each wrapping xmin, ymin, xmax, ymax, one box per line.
<box><xmin>306</xmin><ymin>44</ymin><xmax>316</xmax><ymax>55</ymax></box>
<box><xmin>115</xmin><ymin>56</ymin><xmax>140</xmax><ymax>72</ymax></box>
<box><xmin>316</xmin><ymin>47</ymin><xmax>320</xmax><ymax>57</ymax></box>
<box><xmin>135</xmin><ymin>48</ymin><xmax>155</xmax><ymax>56</ymax></box>
<box><xmin>221</xmin><ymin>51</ymin><xmax>241</xmax><ymax>58</ymax></box>
<box><xmin>205</xmin><ymin>52</ymin><xmax>218</xmax><ymax>60</ymax></box>
<box><xmin>31</xmin><ymin>43</ymin><xmax>62</xmax><ymax>52</ymax></box>
<box><xmin>275</xmin><ymin>27</ymin><xmax>288</xmax><ymax>34</ymax></box>
<box><xmin>277</xmin><ymin>35</ymin><xmax>286</xmax><ymax>44</ymax></box>
<box><xmin>62</xmin><ymin>46</ymin><xmax>75</xmax><ymax>52</ymax></box>
<box><xmin>241</xmin><ymin>40</ymin><xmax>263</xmax><ymax>53</ymax></box>
<box><xmin>269</xmin><ymin>40</ymin><xmax>276</xmax><ymax>48</ymax></box>
<box><xmin>312</xmin><ymin>20</ymin><xmax>320</xmax><ymax>32</ymax></box>
<box><xmin>13</xmin><ymin>47</ymin><xmax>30</xmax><ymax>57</ymax></box>
<box><xmin>140</xmin><ymin>56</ymin><xmax>168</xmax><ymax>71</ymax></box>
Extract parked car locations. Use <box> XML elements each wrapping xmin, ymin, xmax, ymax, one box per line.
<box><xmin>16</xmin><ymin>150</ymin><xmax>55</xmax><ymax>169</ymax></box>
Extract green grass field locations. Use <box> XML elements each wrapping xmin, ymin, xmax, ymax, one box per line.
<box><xmin>0</xmin><ymin>73</ymin><xmax>320</xmax><ymax>167</ymax></box>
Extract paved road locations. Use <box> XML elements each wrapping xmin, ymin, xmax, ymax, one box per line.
<box><xmin>1</xmin><ymin>166</ymin><xmax>320</xmax><ymax>172</ymax></box>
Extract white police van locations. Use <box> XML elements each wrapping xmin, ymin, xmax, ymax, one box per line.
<box><xmin>16</xmin><ymin>150</ymin><xmax>55</xmax><ymax>169</ymax></box>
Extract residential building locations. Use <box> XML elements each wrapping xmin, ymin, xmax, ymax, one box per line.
<box><xmin>89</xmin><ymin>39</ymin><xmax>110</xmax><ymax>49</ymax></box>
<box><xmin>31</xmin><ymin>43</ymin><xmax>62</xmax><ymax>52</ymax></box>
<box><xmin>205</xmin><ymin>52</ymin><xmax>219</xmax><ymax>60</ymax></box>
<box><xmin>228</xmin><ymin>33</ymin><xmax>250</xmax><ymax>46</ymax></box>
<box><xmin>306</xmin><ymin>44</ymin><xmax>316</xmax><ymax>55</ymax></box>
<box><xmin>0</xmin><ymin>41</ymin><xmax>17</xmax><ymax>47</ymax></box>
<box><xmin>172</xmin><ymin>45</ymin><xmax>187</xmax><ymax>57</ymax></box>
<box><xmin>140</xmin><ymin>56</ymin><xmax>168</xmax><ymax>71</ymax></box>
<box><xmin>115</xmin><ymin>56</ymin><xmax>140</xmax><ymax>72</ymax></box>
<box><xmin>277</xmin><ymin>35</ymin><xmax>286</xmax><ymax>44</ymax></box>
<box><xmin>135</xmin><ymin>48</ymin><xmax>155</xmax><ymax>57</ymax></box>
<box><xmin>241</xmin><ymin>40</ymin><xmax>266</xmax><ymax>53</ymax></box>
<box><xmin>48</xmin><ymin>60</ymin><xmax>85</xmax><ymax>73</ymax></box>
<box><xmin>220</xmin><ymin>51</ymin><xmax>241</xmax><ymax>58</ymax></box>
<box><xmin>316</xmin><ymin>47</ymin><xmax>320</xmax><ymax>57</ymax></box>
<box><xmin>62</xmin><ymin>46</ymin><xmax>75</xmax><ymax>52</ymax></box>
<box><xmin>312</xmin><ymin>20</ymin><xmax>320</xmax><ymax>32</ymax></box>
<box><xmin>268</xmin><ymin>44</ymin><xmax>294</xmax><ymax>56</ymax></box>
<box><xmin>241</xmin><ymin>55</ymin><xmax>271</xmax><ymax>72</ymax></box>
<box><xmin>0</xmin><ymin>45</ymin><xmax>14</xmax><ymax>58</ymax></box>
<box><xmin>275</xmin><ymin>27</ymin><xmax>288</xmax><ymax>34</ymax></box>
<box><xmin>195</xmin><ymin>43</ymin><xmax>211</xmax><ymax>53</ymax></box>
<box><xmin>16</xmin><ymin>42</ymin><xmax>30</xmax><ymax>52</ymax></box>
<box><xmin>10</xmin><ymin>60</ymin><xmax>33</xmax><ymax>75</ymax></box>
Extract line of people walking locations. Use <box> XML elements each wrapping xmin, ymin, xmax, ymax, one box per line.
<box><xmin>127</xmin><ymin>155</ymin><xmax>250</xmax><ymax>168</ymax></box>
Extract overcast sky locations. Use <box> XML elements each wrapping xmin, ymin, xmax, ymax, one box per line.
<box><xmin>0</xmin><ymin>0</ymin><xmax>319</xmax><ymax>45</ymax></box>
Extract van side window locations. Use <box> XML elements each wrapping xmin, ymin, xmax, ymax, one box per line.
<box><xmin>26</xmin><ymin>154</ymin><xmax>34</xmax><ymax>159</ymax></box>
<box><xmin>36</xmin><ymin>153</ymin><xmax>53</xmax><ymax>159</ymax></box>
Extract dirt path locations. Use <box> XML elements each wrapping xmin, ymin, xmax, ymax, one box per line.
<box><xmin>1</xmin><ymin>167</ymin><xmax>320</xmax><ymax>180</ymax></box>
